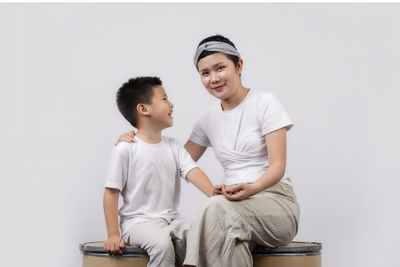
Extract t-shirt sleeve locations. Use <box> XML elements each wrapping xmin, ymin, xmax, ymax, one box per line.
<box><xmin>173</xmin><ymin>140</ymin><xmax>198</xmax><ymax>181</ymax></box>
<box><xmin>105</xmin><ymin>146</ymin><xmax>129</xmax><ymax>191</ymax></box>
<box><xmin>188</xmin><ymin>113</ymin><xmax>211</xmax><ymax>147</ymax></box>
<box><xmin>260</xmin><ymin>93</ymin><xmax>294</xmax><ymax>135</ymax></box>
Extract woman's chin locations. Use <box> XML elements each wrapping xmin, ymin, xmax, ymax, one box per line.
<box><xmin>209</xmin><ymin>89</ymin><xmax>228</xmax><ymax>100</ymax></box>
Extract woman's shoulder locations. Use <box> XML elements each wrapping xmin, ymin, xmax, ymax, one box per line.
<box><xmin>248</xmin><ymin>89</ymin><xmax>279</xmax><ymax>107</ymax></box>
<box><xmin>250</xmin><ymin>89</ymin><xmax>277</xmax><ymax>101</ymax></box>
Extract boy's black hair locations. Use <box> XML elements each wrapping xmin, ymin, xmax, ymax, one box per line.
<box><xmin>116</xmin><ymin>76</ymin><xmax>162</xmax><ymax>128</ymax></box>
<box><xmin>196</xmin><ymin>34</ymin><xmax>240</xmax><ymax>68</ymax></box>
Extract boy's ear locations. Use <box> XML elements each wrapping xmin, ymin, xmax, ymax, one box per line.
<box><xmin>137</xmin><ymin>103</ymin><xmax>150</xmax><ymax>116</ymax></box>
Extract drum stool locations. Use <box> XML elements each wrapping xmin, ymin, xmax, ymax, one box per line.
<box><xmin>80</xmin><ymin>241</ymin><xmax>322</xmax><ymax>267</ymax></box>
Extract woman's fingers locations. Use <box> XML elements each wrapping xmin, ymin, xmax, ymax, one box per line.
<box><xmin>224</xmin><ymin>189</ymin><xmax>243</xmax><ymax>201</ymax></box>
<box><xmin>225</xmin><ymin>183</ymin><xmax>244</xmax><ymax>193</ymax></box>
<box><xmin>115</xmin><ymin>131</ymin><xmax>137</xmax><ymax>146</ymax></box>
<box><xmin>223</xmin><ymin>184</ymin><xmax>252</xmax><ymax>201</ymax></box>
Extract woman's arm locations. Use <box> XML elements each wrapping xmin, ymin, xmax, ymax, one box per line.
<box><xmin>184</xmin><ymin>140</ymin><xmax>207</xmax><ymax>162</ymax></box>
<box><xmin>223</xmin><ymin>127</ymin><xmax>287</xmax><ymax>201</ymax></box>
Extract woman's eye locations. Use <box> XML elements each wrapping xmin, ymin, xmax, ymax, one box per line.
<box><xmin>202</xmin><ymin>72</ymin><xmax>209</xmax><ymax>77</ymax></box>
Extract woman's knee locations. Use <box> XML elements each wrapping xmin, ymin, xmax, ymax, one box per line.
<box><xmin>205</xmin><ymin>195</ymin><xmax>230</xmax><ymax>214</ymax></box>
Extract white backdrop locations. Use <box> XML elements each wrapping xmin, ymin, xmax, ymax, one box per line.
<box><xmin>1</xmin><ymin>3</ymin><xmax>399</xmax><ymax>267</ymax></box>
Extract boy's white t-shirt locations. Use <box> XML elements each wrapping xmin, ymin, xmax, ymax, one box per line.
<box><xmin>189</xmin><ymin>89</ymin><xmax>293</xmax><ymax>186</ymax></box>
<box><xmin>105</xmin><ymin>136</ymin><xmax>197</xmax><ymax>236</ymax></box>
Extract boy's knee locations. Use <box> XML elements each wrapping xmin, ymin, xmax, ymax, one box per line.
<box><xmin>154</xmin><ymin>237</ymin><xmax>174</xmax><ymax>256</ymax></box>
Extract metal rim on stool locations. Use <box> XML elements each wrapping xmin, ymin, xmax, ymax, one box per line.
<box><xmin>79</xmin><ymin>242</ymin><xmax>148</xmax><ymax>258</ymax></box>
<box><xmin>252</xmin><ymin>242</ymin><xmax>322</xmax><ymax>256</ymax></box>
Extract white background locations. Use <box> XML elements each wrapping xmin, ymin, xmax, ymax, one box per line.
<box><xmin>1</xmin><ymin>3</ymin><xmax>399</xmax><ymax>267</ymax></box>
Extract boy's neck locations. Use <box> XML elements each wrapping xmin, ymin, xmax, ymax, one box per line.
<box><xmin>136</xmin><ymin>127</ymin><xmax>162</xmax><ymax>144</ymax></box>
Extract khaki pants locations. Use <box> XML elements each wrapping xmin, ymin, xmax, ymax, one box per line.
<box><xmin>123</xmin><ymin>217</ymin><xmax>191</xmax><ymax>267</ymax></box>
<box><xmin>183</xmin><ymin>182</ymin><xmax>300</xmax><ymax>267</ymax></box>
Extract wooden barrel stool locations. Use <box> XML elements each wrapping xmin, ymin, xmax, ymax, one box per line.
<box><xmin>80</xmin><ymin>241</ymin><xmax>321</xmax><ymax>267</ymax></box>
<box><xmin>253</xmin><ymin>241</ymin><xmax>321</xmax><ymax>267</ymax></box>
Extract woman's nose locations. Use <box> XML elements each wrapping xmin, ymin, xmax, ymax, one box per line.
<box><xmin>211</xmin><ymin>72</ymin><xmax>220</xmax><ymax>83</ymax></box>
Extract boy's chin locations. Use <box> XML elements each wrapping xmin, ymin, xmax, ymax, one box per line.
<box><xmin>164</xmin><ymin>120</ymin><xmax>173</xmax><ymax>128</ymax></box>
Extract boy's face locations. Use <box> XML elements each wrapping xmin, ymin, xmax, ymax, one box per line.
<box><xmin>147</xmin><ymin>85</ymin><xmax>174</xmax><ymax>129</ymax></box>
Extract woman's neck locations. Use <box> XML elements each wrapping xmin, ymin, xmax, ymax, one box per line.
<box><xmin>221</xmin><ymin>86</ymin><xmax>249</xmax><ymax>111</ymax></box>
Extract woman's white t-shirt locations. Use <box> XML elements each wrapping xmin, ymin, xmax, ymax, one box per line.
<box><xmin>189</xmin><ymin>89</ymin><xmax>293</xmax><ymax>186</ymax></box>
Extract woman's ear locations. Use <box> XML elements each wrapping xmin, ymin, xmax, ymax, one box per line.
<box><xmin>236</xmin><ymin>58</ymin><xmax>243</xmax><ymax>76</ymax></box>
<box><xmin>137</xmin><ymin>103</ymin><xmax>150</xmax><ymax>116</ymax></box>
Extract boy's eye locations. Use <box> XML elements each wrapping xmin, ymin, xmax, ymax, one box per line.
<box><xmin>217</xmin><ymin>66</ymin><xmax>225</xmax><ymax>71</ymax></box>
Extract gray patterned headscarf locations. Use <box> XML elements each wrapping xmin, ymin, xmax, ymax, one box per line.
<box><xmin>193</xmin><ymin>41</ymin><xmax>240</xmax><ymax>68</ymax></box>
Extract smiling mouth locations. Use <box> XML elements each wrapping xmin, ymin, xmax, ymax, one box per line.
<box><xmin>168</xmin><ymin>110</ymin><xmax>173</xmax><ymax>117</ymax></box>
<box><xmin>212</xmin><ymin>85</ymin><xmax>224</xmax><ymax>91</ymax></box>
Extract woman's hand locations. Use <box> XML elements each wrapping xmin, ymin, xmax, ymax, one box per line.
<box><xmin>114</xmin><ymin>130</ymin><xmax>136</xmax><ymax>146</ymax></box>
<box><xmin>222</xmin><ymin>183</ymin><xmax>260</xmax><ymax>201</ymax></box>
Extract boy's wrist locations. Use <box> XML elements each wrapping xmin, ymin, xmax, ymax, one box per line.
<box><xmin>107</xmin><ymin>232</ymin><xmax>121</xmax><ymax>238</ymax></box>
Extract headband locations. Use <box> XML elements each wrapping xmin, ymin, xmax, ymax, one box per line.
<box><xmin>193</xmin><ymin>41</ymin><xmax>241</xmax><ymax>67</ymax></box>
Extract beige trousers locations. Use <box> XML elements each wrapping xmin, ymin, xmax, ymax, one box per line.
<box><xmin>183</xmin><ymin>182</ymin><xmax>300</xmax><ymax>267</ymax></box>
<box><xmin>123</xmin><ymin>217</ymin><xmax>191</xmax><ymax>267</ymax></box>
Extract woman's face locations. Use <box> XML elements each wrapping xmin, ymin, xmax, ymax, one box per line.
<box><xmin>197</xmin><ymin>52</ymin><xmax>243</xmax><ymax>100</ymax></box>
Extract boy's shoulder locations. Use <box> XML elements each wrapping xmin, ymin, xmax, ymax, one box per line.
<box><xmin>162</xmin><ymin>136</ymin><xmax>181</xmax><ymax>147</ymax></box>
<box><xmin>113</xmin><ymin>141</ymin><xmax>136</xmax><ymax>156</ymax></box>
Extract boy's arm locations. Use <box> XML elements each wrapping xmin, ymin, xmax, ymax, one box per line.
<box><xmin>186</xmin><ymin>167</ymin><xmax>214</xmax><ymax>197</ymax></box>
<box><xmin>103</xmin><ymin>188</ymin><xmax>125</xmax><ymax>254</ymax></box>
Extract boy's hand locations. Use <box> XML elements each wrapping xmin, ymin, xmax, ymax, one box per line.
<box><xmin>212</xmin><ymin>184</ymin><xmax>225</xmax><ymax>195</ymax></box>
<box><xmin>104</xmin><ymin>235</ymin><xmax>125</xmax><ymax>255</ymax></box>
<box><xmin>115</xmin><ymin>130</ymin><xmax>136</xmax><ymax>146</ymax></box>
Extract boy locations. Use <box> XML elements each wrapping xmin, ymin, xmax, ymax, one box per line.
<box><xmin>103</xmin><ymin>77</ymin><xmax>214</xmax><ymax>267</ymax></box>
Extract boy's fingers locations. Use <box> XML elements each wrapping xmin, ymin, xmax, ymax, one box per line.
<box><xmin>113</xmin><ymin>243</ymin><xmax>120</xmax><ymax>254</ymax></box>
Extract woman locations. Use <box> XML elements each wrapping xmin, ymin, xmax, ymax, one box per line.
<box><xmin>118</xmin><ymin>35</ymin><xmax>299</xmax><ymax>267</ymax></box>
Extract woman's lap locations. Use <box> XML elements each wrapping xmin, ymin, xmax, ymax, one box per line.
<box><xmin>184</xmin><ymin>182</ymin><xmax>300</xmax><ymax>267</ymax></box>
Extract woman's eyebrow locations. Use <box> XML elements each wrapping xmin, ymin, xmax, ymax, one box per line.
<box><xmin>199</xmin><ymin>62</ymin><xmax>225</xmax><ymax>72</ymax></box>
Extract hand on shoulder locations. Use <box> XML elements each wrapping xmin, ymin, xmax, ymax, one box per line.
<box><xmin>115</xmin><ymin>130</ymin><xmax>136</xmax><ymax>146</ymax></box>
